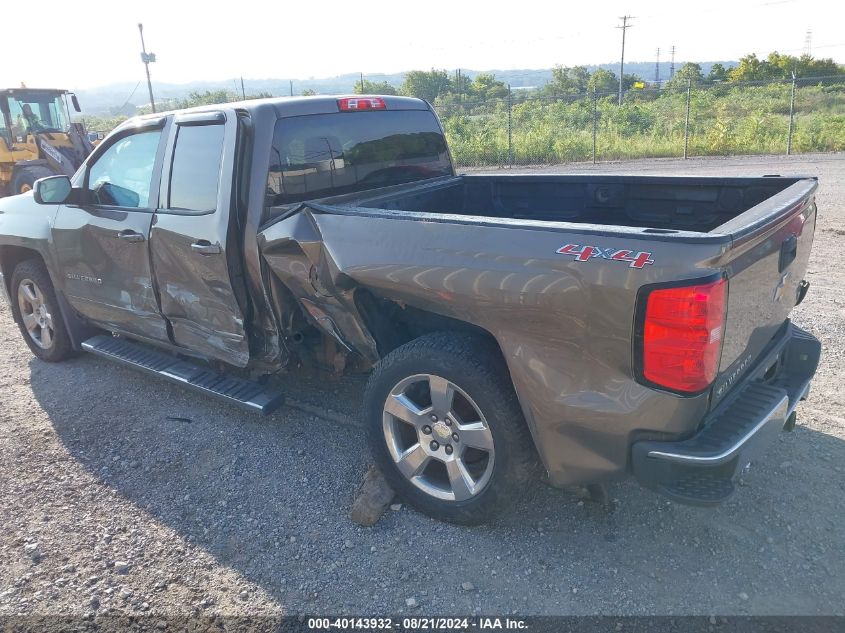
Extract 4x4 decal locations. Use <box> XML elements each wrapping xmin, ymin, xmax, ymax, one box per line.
<box><xmin>556</xmin><ymin>243</ymin><xmax>655</xmax><ymax>269</ymax></box>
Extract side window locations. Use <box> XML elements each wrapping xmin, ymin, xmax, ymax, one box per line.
<box><xmin>87</xmin><ymin>130</ymin><xmax>162</xmax><ymax>208</ymax></box>
<box><xmin>168</xmin><ymin>124</ymin><xmax>225</xmax><ymax>213</ymax></box>
<box><xmin>7</xmin><ymin>100</ymin><xmax>25</xmax><ymax>139</ymax></box>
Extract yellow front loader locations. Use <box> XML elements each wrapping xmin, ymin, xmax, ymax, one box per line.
<box><xmin>0</xmin><ymin>88</ymin><xmax>94</xmax><ymax>197</ymax></box>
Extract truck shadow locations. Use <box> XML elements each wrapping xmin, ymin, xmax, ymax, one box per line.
<box><xmin>29</xmin><ymin>354</ymin><xmax>845</xmax><ymax>615</ymax></box>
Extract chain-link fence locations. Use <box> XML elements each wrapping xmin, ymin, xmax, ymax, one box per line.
<box><xmin>433</xmin><ymin>75</ymin><xmax>845</xmax><ymax>171</ymax></box>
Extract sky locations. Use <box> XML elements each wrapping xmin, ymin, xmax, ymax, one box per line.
<box><xmin>2</xmin><ymin>0</ymin><xmax>843</xmax><ymax>90</ymax></box>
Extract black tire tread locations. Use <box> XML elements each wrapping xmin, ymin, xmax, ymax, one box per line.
<box><xmin>10</xmin><ymin>258</ymin><xmax>73</xmax><ymax>362</ymax></box>
<box><xmin>364</xmin><ymin>331</ymin><xmax>537</xmax><ymax>524</ymax></box>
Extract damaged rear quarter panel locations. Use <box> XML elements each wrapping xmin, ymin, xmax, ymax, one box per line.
<box><xmin>259</xmin><ymin>206</ymin><xmax>722</xmax><ymax>485</ymax></box>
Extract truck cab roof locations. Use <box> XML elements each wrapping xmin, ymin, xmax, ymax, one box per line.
<box><xmin>125</xmin><ymin>94</ymin><xmax>431</xmax><ymax>130</ymax></box>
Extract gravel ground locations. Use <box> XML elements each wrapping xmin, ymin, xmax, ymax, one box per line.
<box><xmin>1</xmin><ymin>153</ymin><xmax>843</xmax><ymax>619</ymax></box>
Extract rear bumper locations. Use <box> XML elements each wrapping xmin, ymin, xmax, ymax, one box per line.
<box><xmin>631</xmin><ymin>323</ymin><xmax>820</xmax><ymax>505</ymax></box>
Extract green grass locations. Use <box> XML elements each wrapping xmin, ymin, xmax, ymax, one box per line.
<box><xmin>438</xmin><ymin>82</ymin><xmax>845</xmax><ymax>166</ymax></box>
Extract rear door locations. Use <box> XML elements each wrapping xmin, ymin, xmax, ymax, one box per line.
<box><xmin>52</xmin><ymin>119</ymin><xmax>170</xmax><ymax>341</ymax></box>
<box><xmin>150</xmin><ymin>111</ymin><xmax>250</xmax><ymax>367</ymax></box>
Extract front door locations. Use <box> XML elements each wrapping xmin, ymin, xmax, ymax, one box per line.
<box><xmin>150</xmin><ymin>111</ymin><xmax>250</xmax><ymax>367</ymax></box>
<box><xmin>52</xmin><ymin>121</ymin><xmax>170</xmax><ymax>341</ymax></box>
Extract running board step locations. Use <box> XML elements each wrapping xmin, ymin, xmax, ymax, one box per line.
<box><xmin>81</xmin><ymin>334</ymin><xmax>285</xmax><ymax>415</ymax></box>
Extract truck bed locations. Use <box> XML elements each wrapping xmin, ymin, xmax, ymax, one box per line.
<box><xmin>335</xmin><ymin>174</ymin><xmax>802</xmax><ymax>233</ymax></box>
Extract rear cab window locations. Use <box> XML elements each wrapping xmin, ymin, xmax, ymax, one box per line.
<box><xmin>265</xmin><ymin>109</ymin><xmax>452</xmax><ymax>222</ymax></box>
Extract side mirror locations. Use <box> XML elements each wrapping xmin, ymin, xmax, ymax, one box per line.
<box><xmin>71</xmin><ymin>94</ymin><xmax>81</xmax><ymax>113</ymax></box>
<box><xmin>34</xmin><ymin>175</ymin><xmax>72</xmax><ymax>205</ymax></box>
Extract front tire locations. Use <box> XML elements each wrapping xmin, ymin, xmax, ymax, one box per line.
<box><xmin>364</xmin><ymin>332</ymin><xmax>536</xmax><ymax>524</ymax></box>
<box><xmin>10</xmin><ymin>259</ymin><xmax>73</xmax><ymax>362</ymax></box>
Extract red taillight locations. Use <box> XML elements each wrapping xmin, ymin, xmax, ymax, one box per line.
<box><xmin>337</xmin><ymin>97</ymin><xmax>386</xmax><ymax>111</ymax></box>
<box><xmin>642</xmin><ymin>278</ymin><xmax>727</xmax><ymax>393</ymax></box>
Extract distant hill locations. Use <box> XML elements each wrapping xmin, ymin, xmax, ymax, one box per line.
<box><xmin>472</xmin><ymin>61</ymin><xmax>736</xmax><ymax>88</ymax></box>
<box><xmin>76</xmin><ymin>61</ymin><xmax>738</xmax><ymax>114</ymax></box>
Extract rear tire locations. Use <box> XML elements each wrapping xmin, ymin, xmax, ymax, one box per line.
<box><xmin>10</xmin><ymin>259</ymin><xmax>73</xmax><ymax>362</ymax></box>
<box><xmin>12</xmin><ymin>166</ymin><xmax>55</xmax><ymax>195</ymax></box>
<box><xmin>364</xmin><ymin>332</ymin><xmax>537</xmax><ymax>524</ymax></box>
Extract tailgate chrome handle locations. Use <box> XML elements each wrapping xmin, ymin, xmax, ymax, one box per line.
<box><xmin>779</xmin><ymin>234</ymin><xmax>798</xmax><ymax>272</ymax></box>
<box><xmin>117</xmin><ymin>230</ymin><xmax>145</xmax><ymax>243</ymax></box>
<box><xmin>191</xmin><ymin>240</ymin><xmax>221</xmax><ymax>255</ymax></box>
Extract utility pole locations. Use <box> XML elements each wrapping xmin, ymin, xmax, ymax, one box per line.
<box><xmin>804</xmin><ymin>30</ymin><xmax>812</xmax><ymax>56</ymax></box>
<box><xmin>670</xmin><ymin>45</ymin><xmax>676</xmax><ymax>78</ymax></box>
<box><xmin>592</xmin><ymin>90</ymin><xmax>598</xmax><ymax>164</ymax></box>
<box><xmin>654</xmin><ymin>48</ymin><xmax>660</xmax><ymax>85</ymax></box>
<box><xmin>240</xmin><ymin>76</ymin><xmax>246</xmax><ymax>99</ymax></box>
<box><xmin>616</xmin><ymin>15</ymin><xmax>634</xmax><ymax>105</ymax></box>
<box><xmin>289</xmin><ymin>80</ymin><xmax>293</xmax><ymax>97</ymax></box>
<box><xmin>507</xmin><ymin>84</ymin><xmax>513</xmax><ymax>168</ymax></box>
<box><xmin>457</xmin><ymin>69</ymin><xmax>462</xmax><ymax>104</ymax></box>
<box><xmin>683</xmin><ymin>78</ymin><xmax>692</xmax><ymax>159</ymax></box>
<box><xmin>360</xmin><ymin>72</ymin><xmax>365</xmax><ymax>93</ymax></box>
<box><xmin>138</xmin><ymin>23</ymin><xmax>156</xmax><ymax>113</ymax></box>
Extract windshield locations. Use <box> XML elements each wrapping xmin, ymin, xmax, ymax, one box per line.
<box><xmin>8</xmin><ymin>91</ymin><xmax>69</xmax><ymax>136</ymax></box>
<box><xmin>265</xmin><ymin>109</ymin><xmax>452</xmax><ymax>219</ymax></box>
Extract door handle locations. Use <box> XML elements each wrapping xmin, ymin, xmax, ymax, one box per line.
<box><xmin>117</xmin><ymin>230</ymin><xmax>145</xmax><ymax>243</ymax></box>
<box><xmin>191</xmin><ymin>240</ymin><xmax>222</xmax><ymax>255</ymax></box>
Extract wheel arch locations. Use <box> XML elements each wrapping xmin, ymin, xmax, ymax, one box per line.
<box><xmin>353</xmin><ymin>288</ymin><xmax>548</xmax><ymax>476</ymax></box>
<box><xmin>0</xmin><ymin>245</ymin><xmax>47</xmax><ymax>297</ymax></box>
<box><xmin>12</xmin><ymin>159</ymin><xmax>51</xmax><ymax>173</ymax></box>
<box><xmin>0</xmin><ymin>245</ymin><xmax>98</xmax><ymax>350</ymax></box>
<box><xmin>353</xmin><ymin>287</ymin><xmax>504</xmax><ymax>361</ymax></box>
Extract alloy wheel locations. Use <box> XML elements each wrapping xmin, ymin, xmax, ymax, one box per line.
<box><xmin>382</xmin><ymin>373</ymin><xmax>495</xmax><ymax>501</ymax></box>
<box><xmin>17</xmin><ymin>278</ymin><xmax>55</xmax><ymax>349</ymax></box>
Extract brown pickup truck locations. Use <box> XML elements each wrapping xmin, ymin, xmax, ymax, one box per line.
<box><xmin>0</xmin><ymin>95</ymin><xmax>821</xmax><ymax>523</ymax></box>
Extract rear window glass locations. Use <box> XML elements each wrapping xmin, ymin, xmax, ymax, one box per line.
<box><xmin>266</xmin><ymin>110</ymin><xmax>452</xmax><ymax>214</ymax></box>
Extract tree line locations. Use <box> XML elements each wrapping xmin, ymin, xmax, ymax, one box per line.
<box><xmin>79</xmin><ymin>50</ymin><xmax>843</xmax><ymax>142</ymax></box>
<box><xmin>379</xmin><ymin>51</ymin><xmax>844</xmax><ymax>104</ymax></box>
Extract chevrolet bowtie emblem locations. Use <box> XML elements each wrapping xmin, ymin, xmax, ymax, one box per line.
<box><xmin>773</xmin><ymin>272</ymin><xmax>790</xmax><ymax>303</ymax></box>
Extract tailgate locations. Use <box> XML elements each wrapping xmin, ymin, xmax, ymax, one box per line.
<box><xmin>711</xmin><ymin>178</ymin><xmax>817</xmax><ymax>405</ymax></box>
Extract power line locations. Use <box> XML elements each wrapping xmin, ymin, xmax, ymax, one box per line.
<box><xmin>384</xmin><ymin>0</ymin><xmax>800</xmax><ymax>57</ymax></box>
<box><xmin>616</xmin><ymin>15</ymin><xmax>634</xmax><ymax>105</ymax></box>
<box><xmin>782</xmin><ymin>40</ymin><xmax>845</xmax><ymax>52</ymax></box>
<box><xmin>118</xmin><ymin>81</ymin><xmax>141</xmax><ymax>112</ymax></box>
